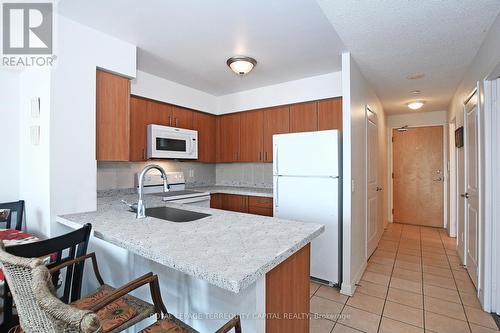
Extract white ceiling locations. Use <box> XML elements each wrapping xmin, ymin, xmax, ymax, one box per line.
<box><xmin>58</xmin><ymin>0</ymin><xmax>345</xmax><ymax>96</ymax></box>
<box><xmin>317</xmin><ymin>0</ymin><xmax>500</xmax><ymax>114</ymax></box>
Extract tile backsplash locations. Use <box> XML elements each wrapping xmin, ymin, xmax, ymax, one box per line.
<box><xmin>97</xmin><ymin>161</ymin><xmax>216</xmax><ymax>191</ymax></box>
<box><xmin>215</xmin><ymin>163</ymin><xmax>273</xmax><ymax>188</ymax></box>
<box><xmin>97</xmin><ymin>162</ymin><xmax>273</xmax><ymax>191</ymax></box>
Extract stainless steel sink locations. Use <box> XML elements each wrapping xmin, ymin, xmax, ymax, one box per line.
<box><xmin>143</xmin><ymin>206</ymin><xmax>210</xmax><ymax>222</ymax></box>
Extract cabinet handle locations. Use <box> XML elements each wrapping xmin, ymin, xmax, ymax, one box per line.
<box><xmin>259</xmin><ymin>152</ymin><xmax>262</xmax><ymax>161</ymax></box>
<box><xmin>265</xmin><ymin>151</ymin><xmax>268</xmax><ymax>161</ymax></box>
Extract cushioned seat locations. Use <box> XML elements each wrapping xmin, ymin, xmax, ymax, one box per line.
<box><xmin>139</xmin><ymin>315</ymin><xmax>199</xmax><ymax>333</ymax></box>
<box><xmin>72</xmin><ymin>284</ymin><xmax>156</xmax><ymax>333</ymax></box>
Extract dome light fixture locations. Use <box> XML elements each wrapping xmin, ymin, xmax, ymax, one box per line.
<box><xmin>407</xmin><ymin>101</ymin><xmax>425</xmax><ymax>110</ymax></box>
<box><xmin>226</xmin><ymin>56</ymin><xmax>257</xmax><ymax>76</ymax></box>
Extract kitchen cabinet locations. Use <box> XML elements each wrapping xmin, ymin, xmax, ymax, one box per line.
<box><xmin>193</xmin><ymin>112</ymin><xmax>216</xmax><ymax>163</ymax></box>
<box><xmin>172</xmin><ymin>106</ymin><xmax>194</xmax><ymax>129</ymax></box>
<box><xmin>263</xmin><ymin>106</ymin><xmax>290</xmax><ymax>162</ymax></box>
<box><xmin>148</xmin><ymin>99</ymin><xmax>171</xmax><ymax>126</ymax></box>
<box><xmin>217</xmin><ymin>113</ymin><xmax>241</xmax><ymax>162</ymax></box>
<box><xmin>248</xmin><ymin>196</ymin><xmax>273</xmax><ymax>217</ymax></box>
<box><xmin>318</xmin><ymin>97</ymin><xmax>342</xmax><ymax>131</ymax></box>
<box><xmin>210</xmin><ymin>193</ymin><xmax>222</xmax><ymax>209</ymax></box>
<box><xmin>96</xmin><ymin>69</ymin><xmax>131</xmax><ymax>161</ymax></box>
<box><xmin>289</xmin><ymin>101</ymin><xmax>318</xmax><ymax>133</ymax></box>
<box><xmin>240</xmin><ymin>110</ymin><xmax>264</xmax><ymax>162</ymax></box>
<box><xmin>129</xmin><ymin>96</ymin><xmax>150</xmax><ymax>161</ymax></box>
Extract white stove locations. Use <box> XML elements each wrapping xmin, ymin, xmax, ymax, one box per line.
<box><xmin>135</xmin><ymin>172</ymin><xmax>211</xmax><ymax>207</ymax></box>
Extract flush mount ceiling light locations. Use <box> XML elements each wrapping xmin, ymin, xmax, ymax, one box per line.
<box><xmin>407</xmin><ymin>101</ymin><xmax>425</xmax><ymax>110</ymax></box>
<box><xmin>226</xmin><ymin>56</ymin><xmax>257</xmax><ymax>76</ymax></box>
<box><xmin>410</xmin><ymin>90</ymin><xmax>421</xmax><ymax>95</ymax></box>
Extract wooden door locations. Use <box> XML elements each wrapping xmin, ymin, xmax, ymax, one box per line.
<box><xmin>96</xmin><ymin>69</ymin><xmax>130</xmax><ymax>161</ymax></box>
<box><xmin>220</xmin><ymin>194</ymin><xmax>248</xmax><ymax>213</ymax></box>
<box><xmin>290</xmin><ymin>101</ymin><xmax>317</xmax><ymax>133</ymax></box>
<box><xmin>193</xmin><ymin>112</ymin><xmax>216</xmax><ymax>163</ymax></box>
<box><xmin>263</xmin><ymin>106</ymin><xmax>289</xmax><ymax>162</ymax></box>
<box><xmin>129</xmin><ymin>96</ymin><xmax>149</xmax><ymax>161</ymax></box>
<box><xmin>218</xmin><ymin>113</ymin><xmax>240</xmax><ymax>162</ymax></box>
<box><xmin>366</xmin><ymin>108</ymin><xmax>380</xmax><ymax>257</ymax></box>
<box><xmin>318</xmin><ymin>98</ymin><xmax>342</xmax><ymax>131</ymax></box>
<box><xmin>240</xmin><ymin>110</ymin><xmax>264</xmax><ymax>162</ymax></box>
<box><xmin>393</xmin><ymin>126</ymin><xmax>444</xmax><ymax>227</ymax></box>
<box><xmin>464</xmin><ymin>91</ymin><xmax>479</xmax><ymax>288</ymax></box>
<box><xmin>172</xmin><ymin>106</ymin><xmax>194</xmax><ymax>129</ymax></box>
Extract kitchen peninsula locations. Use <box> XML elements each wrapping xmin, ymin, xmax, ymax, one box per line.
<box><xmin>57</xmin><ymin>192</ymin><xmax>324</xmax><ymax>333</ymax></box>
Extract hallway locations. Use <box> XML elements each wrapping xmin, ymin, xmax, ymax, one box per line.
<box><xmin>310</xmin><ymin>223</ymin><xmax>500</xmax><ymax>333</ymax></box>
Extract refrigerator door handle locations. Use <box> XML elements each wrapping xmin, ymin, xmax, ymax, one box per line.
<box><xmin>275</xmin><ymin>178</ymin><xmax>279</xmax><ymax>208</ymax></box>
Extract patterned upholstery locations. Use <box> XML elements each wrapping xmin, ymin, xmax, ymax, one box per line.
<box><xmin>72</xmin><ymin>284</ymin><xmax>156</xmax><ymax>333</ymax></box>
<box><xmin>139</xmin><ymin>315</ymin><xmax>199</xmax><ymax>333</ymax></box>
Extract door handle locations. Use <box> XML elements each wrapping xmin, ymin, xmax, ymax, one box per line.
<box><xmin>460</xmin><ymin>192</ymin><xmax>469</xmax><ymax>199</ymax></box>
<box><xmin>376</xmin><ymin>187</ymin><xmax>383</xmax><ymax>191</ymax></box>
<box><xmin>433</xmin><ymin>177</ymin><xmax>443</xmax><ymax>182</ymax></box>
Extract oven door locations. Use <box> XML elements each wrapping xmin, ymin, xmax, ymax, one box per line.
<box><xmin>170</xmin><ymin>195</ymin><xmax>211</xmax><ymax>208</ymax></box>
<box><xmin>147</xmin><ymin>125</ymin><xmax>198</xmax><ymax>159</ymax></box>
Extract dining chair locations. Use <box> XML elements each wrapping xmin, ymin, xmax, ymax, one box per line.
<box><xmin>0</xmin><ymin>246</ymin><xmax>242</xmax><ymax>333</ymax></box>
<box><xmin>0</xmin><ymin>200</ymin><xmax>25</xmax><ymax>231</ymax></box>
<box><xmin>1</xmin><ymin>223</ymin><xmax>92</xmax><ymax>330</ymax></box>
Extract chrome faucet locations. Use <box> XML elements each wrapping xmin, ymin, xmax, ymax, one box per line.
<box><xmin>136</xmin><ymin>164</ymin><xmax>169</xmax><ymax>219</ymax></box>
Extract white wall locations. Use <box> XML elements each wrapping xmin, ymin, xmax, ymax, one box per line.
<box><xmin>341</xmin><ymin>53</ymin><xmax>386</xmax><ymax>295</ymax></box>
<box><xmin>0</xmin><ymin>70</ymin><xmax>20</xmax><ymax>203</ymax></box>
<box><xmin>18</xmin><ymin>69</ymin><xmax>52</xmax><ymax>237</ymax></box>
<box><xmin>49</xmin><ymin>15</ymin><xmax>136</xmax><ymax>235</ymax></box>
<box><xmin>387</xmin><ymin>110</ymin><xmax>447</xmax><ymax>128</ymax></box>
<box><xmin>447</xmin><ymin>13</ymin><xmax>500</xmax><ymax>313</ymax></box>
<box><xmin>217</xmin><ymin>71</ymin><xmax>342</xmax><ymax>114</ymax></box>
<box><xmin>131</xmin><ymin>70</ymin><xmax>217</xmax><ymax>114</ymax></box>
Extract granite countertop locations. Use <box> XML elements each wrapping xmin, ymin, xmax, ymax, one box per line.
<box><xmin>57</xmin><ymin>193</ymin><xmax>323</xmax><ymax>293</ymax></box>
<box><xmin>189</xmin><ymin>185</ymin><xmax>273</xmax><ymax>198</ymax></box>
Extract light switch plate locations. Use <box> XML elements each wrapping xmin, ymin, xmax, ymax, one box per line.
<box><xmin>30</xmin><ymin>126</ymin><xmax>40</xmax><ymax>145</ymax></box>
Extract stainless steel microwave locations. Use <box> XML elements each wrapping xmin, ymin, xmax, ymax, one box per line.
<box><xmin>147</xmin><ymin>124</ymin><xmax>198</xmax><ymax>159</ymax></box>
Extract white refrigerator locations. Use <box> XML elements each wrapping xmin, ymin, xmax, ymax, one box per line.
<box><xmin>273</xmin><ymin>130</ymin><xmax>341</xmax><ymax>285</ymax></box>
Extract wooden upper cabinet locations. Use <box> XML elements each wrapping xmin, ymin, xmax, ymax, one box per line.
<box><xmin>193</xmin><ymin>112</ymin><xmax>216</xmax><ymax>163</ymax></box>
<box><xmin>240</xmin><ymin>110</ymin><xmax>264</xmax><ymax>162</ymax></box>
<box><xmin>172</xmin><ymin>106</ymin><xmax>194</xmax><ymax>129</ymax></box>
<box><xmin>263</xmin><ymin>106</ymin><xmax>289</xmax><ymax>162</ymax></box>
<box><xmin>96</xmin><ymin>69</ymin><xmax>130</xmax><ymax>161</ymax></box>
<box><xmin>148</xmin><ymin>99</ymin><xmax>171</xmax><ymax>126</ymax></box>
<box><xmin>217</xmin><ymin>113</ymin><xmax>241</xmax><ymax>162</ymax></box>
<box><xmin>289</xmin><ymin>101</ymin><xmax>318</xmax><ymax>133</ymax></box>
<box><xmin>129</xmin><ymin>96</ymin><xmax>149</xmax><ymax>161</ymax></box>
<box><xmin>318</xmin><ymin>97</ymin><xmax>342</xmax><ymax>131</ymax></box>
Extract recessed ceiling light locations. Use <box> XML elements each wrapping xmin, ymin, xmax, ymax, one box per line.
<box><xmin>406</xmin><ymin>73</ymin><xmax>425</xmax><ymax>80</ymax></box>
<box><xmin>226</xmin><ymin>56</ymin><xmax>257</xmax><ymax>76</ymax></box>
<box><xmin>407</xmin><ymin>101</ymin><xmax>425</xmax><ymax>110</ymax></box>
<box><xmin>410</xmin><ymin>90</ymin><xmax>421</xmax><ymax>95</ymax></box>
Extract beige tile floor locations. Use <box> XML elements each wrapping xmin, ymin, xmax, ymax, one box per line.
<box><xmin>309</xmin><ymin>223</ymin><xmax>500</xmax><ymax>333</ymax></box>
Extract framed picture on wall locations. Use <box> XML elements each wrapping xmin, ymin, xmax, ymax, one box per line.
<box><xmin>455</xmin><ymin>126</ymin><xmax>464</xmax><ymax>148</ymax></box>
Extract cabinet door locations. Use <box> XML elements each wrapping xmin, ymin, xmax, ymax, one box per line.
<box><xmin>318</xmin><ymin>97</ymin><xmax>342</xmax><ymax>131</ymax></box>
<box><xmin>210</xmin><ymin>194</ymin><xmax>222</xmax><ymax>209</ymax></box>
<box><xmin>218</xmin><ymin>113</ymin><xmax>241</xmax><ymax>162</ymax></box>
<box><xmin>148</xmin><ymin>100</ymin><xmax>172</xmax><ymax>126</ymax></box>
<box><xmin>129</xmin><ymin>96</ymin><xmax>149</xmax><ymax>161</ymax></box>
<box><xmin>96</xmin><ymin>69</ymin><xmax>130</xmax><ymax>161</ymax></box>
<box><xmin>290</xmin><ymin>101</ymin><xmax>318</xmax><ymax>133</ymax></box>
<box><xmin>248</xmin><ymin>196</ymin><xmax>273</xmax><ymax>216</ymax></box>
<box><xmin>172</xmin><ymin>106</ymin><xmax>194</xmax><ymax>129</ymax></box>
<box><xmin>263</xmin><ymin>106</ymin><xmax>289</xmax><ymax>162</ymax></box>
<box><xmin>240</xmin><ymin>110</ymin><xmax>264</xmax><ymax>162</ymax></box>
<box><xmin>220</xmin><ymin>194</ymin><xmax>248</xmax><ymax>213</ymax></box>
<box><xmin>193</xmin><ymin>112</ymin><xmax>216</xmax><ymax>163</ymax></box>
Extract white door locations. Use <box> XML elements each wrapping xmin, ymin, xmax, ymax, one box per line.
<box><xmin>457</xmin><ymin>133</ymin><xmax>466</xmax><ymax>264</ymax></box>
<box><xmin>366</xmin><ymin>107</ymin><xmax>380</xmax><ymax>257</ymax></box>
<box><xmin>273</xmin><ymin>131</ymin><xmax>339</xmax><ymax>177</ymax></box>
<box><xmin>273</xmin><ymin>176</ymin><xmax>340</xmax><ymax>284</ymax></box>
<box><xmin>464</xmin><ymin>90</ymin><xmax>480</xmax><ymax>288</ymax></box>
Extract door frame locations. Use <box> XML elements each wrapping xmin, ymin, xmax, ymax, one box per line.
<box><xmin>388</xmin><ymin>124</ymin><xmax>448</xmax><ymax>227</ymax></box>
<box><xmin>448</xmin><ymin>119</ymin><xmax>457</xmax><ymax>237</ymax></box>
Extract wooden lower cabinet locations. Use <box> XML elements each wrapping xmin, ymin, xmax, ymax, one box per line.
<box><xmin>210</xmin><ymin>194</ymin><xmax>273</xmax><ymax>216</ymax></box>
<box><xmin>248</xmin><ymin>196</ymin><xmax>273</xmax><ymax>217</ymax></box>
<box><xmin>266</xmin><ymin>243</ymin><xmax>310</xmax><ymax>333</ymax></box>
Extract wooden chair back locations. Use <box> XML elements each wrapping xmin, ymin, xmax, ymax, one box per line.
<box><xmin>0</xmin><ymin>200</ymin><xmax>25</xmax><ymax>231</ymax></box>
